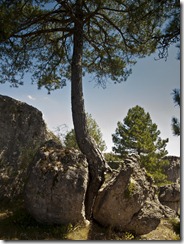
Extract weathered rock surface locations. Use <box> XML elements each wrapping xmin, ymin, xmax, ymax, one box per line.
<box><xmin>93</xmin><ymin>155</ymin><xmax>176</xmax><ymax>235</ymax></box>
<box><xmin>0</xmin><ymin>95</ymin><xmax>53</xmax><ymax>200</ymax></box>
<box><xmin>163</xmin><ymin>156</ymin><xmax>180</xmax><ymax>183</ymax></box>
<box><xmin>24</xmin><ymin>140</ymin><xmax>89</xmax><ymax>225</ymax></box>
<box><xmin>158</xmin><ymin>183</ymin><xmax>180</xmax><ymax>214</ymax></box>
<box><xmin>124</xmin><ymin>187</ymin><xmax>177</xmax><ymax>235</ymax></box>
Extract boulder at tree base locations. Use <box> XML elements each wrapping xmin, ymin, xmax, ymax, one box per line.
<box><xmin>93</xmin><ymin>155</ymin><xmax>177</xmax><ymax>235</ymax></box>
<box><xmin>24</xmin><ymin>140</ymin><xmax>89</xmax><ymax>225</ymax></box>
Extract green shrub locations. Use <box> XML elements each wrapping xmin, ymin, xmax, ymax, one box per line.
<box><xmin>124</xmin><ymin>181</ymin><xmax>135</xmax><ymax>198</ymax></box>
<box><xmin>169</xmin><ymin>218</ymin><xmax>180</xmax><ymax>235</ymax></box>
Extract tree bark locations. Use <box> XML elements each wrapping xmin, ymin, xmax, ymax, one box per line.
<box><xmin>71</xmin><ymin>0</ymin><xmax>107</xmax><ymax>220</ymax></box>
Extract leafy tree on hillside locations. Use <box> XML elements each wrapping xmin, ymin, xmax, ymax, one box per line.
<box><xmin>0</xmin><ymin>0</ymin><xmax>180</xmax><ymax>217</ymax></box>
<box><xmin>112</xmin><ymin>105</ymin><xmax>169</xmax><ymax>183</ymax></box>
<box><xmin>171</xmin><ymin>88</ymin><xmax>180</xmax><ymax>136</ymax></box>
<box><xmin>63</xmin><ymin>113</ymin><xmax>107</xmax><ymax>152</ymax></box>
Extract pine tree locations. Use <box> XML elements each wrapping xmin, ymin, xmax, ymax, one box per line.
<box><xmin>0</xmin><ymin>0</ymin><xmax>179</xmax><ymax>216</ymax></box>
<box><xmin>112</xmin><ymin>105</ymin><xmax>169</xmax><ymax>183</ymax></box>
<box><xmin>171</xmin><ymin>88</ymin><xmax>180</xmax><ymax>136</ymax></box>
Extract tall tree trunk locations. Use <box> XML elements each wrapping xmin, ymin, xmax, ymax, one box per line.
<box><xmin>71</xmin><ymin>1</ymin><xmax>107</xmax><ymax>220</ymax></box>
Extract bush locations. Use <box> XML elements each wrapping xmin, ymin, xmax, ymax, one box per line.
<box><xmin>169</xmin><ymin>218</ymin><xmax>180</xmax><ymax>235</ymax></box>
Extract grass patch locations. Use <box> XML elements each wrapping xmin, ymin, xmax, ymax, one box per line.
<box><xmin>0</xmin><ymin>201</ymin><xmax>72</xmax><ymax>240</ymax></box>
<box><xmin>0</xmin><ymin>201</ymin><xmax>180</xmax><ymax>240</ymax></box>
<box><xmin>139</xmin><ymin>219</ymin><xmax>180</xmax><ymax>241</ymax></box>
<box><xmin>66</xmin><ymin>222</ymin><xmax>90</xmax><ymax>240</ymax></box>
<box><xmin>87</xmin><ymin>221</ymin><xmax>136</xmax><ymax>240</ymax></box>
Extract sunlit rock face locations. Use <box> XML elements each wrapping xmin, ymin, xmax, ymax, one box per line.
<box><xmin>0</xmin><ymin>95</ymin><xmax>51</xmax><ymax>200</ymax></box>
<box><xmin>24</xmin><ymin>140</ymin><xmax>89</xmax><ymax>225</ymax></box>
<box><xmin>93</xmin><ymin>155</ymin><xmax>177</xmax><ymax>235</ymax></box>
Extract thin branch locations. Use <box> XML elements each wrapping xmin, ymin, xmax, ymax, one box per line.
<box><xmin>101</xmin><ymin>6</ymin><xmax>129</xmax><ymax>13</ymax></box>
<box><xmin>95</xmin><ymin>13</ymin><xmax>131</xmax><ymax>50</ymax></box>
<box><xmin>13</xmin><ymin>27</ymin><xmax>73</xmax><ymax>38</ymax></box>
<box><xmin>83</xmin><ymin>33</ymin><xmax>101</xmax><ymax>53</ymax></box>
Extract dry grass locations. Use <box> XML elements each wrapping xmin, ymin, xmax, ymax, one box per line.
<box><xmin>140</xmin><ymin>219</ymin><xmax>180</xmax><ymax>240</ymax></box>
<box><xmin>0</xmin><ymin>201</ymin><xmax>180</xmax><ymax>240</ymax></box>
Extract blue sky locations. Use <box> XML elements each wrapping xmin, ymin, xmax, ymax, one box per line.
<box><xmin>1</xmin><ymin>45</ymin><xmax>180</xmax><ymax>156</ymax></box>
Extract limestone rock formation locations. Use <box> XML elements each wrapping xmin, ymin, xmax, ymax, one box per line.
<box><xmin>93</xmin><ymin>155</ymin><xmax>176</xmax><ymax>235</ymax></box>
<box><xmin>24</xmin><ymin>140</ymin><xmax>89</xmax><ymax>225</ymax></box>
<box><xmin>123</xmin><ymin>186</ymin><xmax>177</xmax><ymax>235</ymax></box>
<box><xmin>158</xmin><ymin>183</ymin><xmax>180</xmax><ymax>214</ymax></box>
<box><xmin>0</xmin><ymin>95</ymin><xmax>53</xmax><ymax>200</ymax></box>
<box><xmin>163</xmin><ymin>156</ymin><xmax>180</xmax><ymax>183</ymax></box>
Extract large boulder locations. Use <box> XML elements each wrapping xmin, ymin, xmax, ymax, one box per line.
<box><xmin>0</xmin><ymin>95</ymin><xmax>53</xmax><ymax>200</ymax></box>
<box><xmin>158</xmin><ymin>183</ymin><xmax>180</xmax><ymax>214</ymax></box>
<box><xmin>24</xmin><ymin>140</ymin><xmax>89</xmax><ymax>225</ymax></box>
<box><xmin>123</xmin><ymin>186</ymin><xmax>177</xmax><ymax>235</ymax></box>
<box><xmin>93</xmin><ymin>155</ymin><xmax>176</xmax><ymax>235</ymax></box>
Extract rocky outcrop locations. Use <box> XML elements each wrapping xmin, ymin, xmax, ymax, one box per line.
<box><xmin>0</xmin><ymin>95</ymin><xmax>54</xmax><ymax>200</ymax></box>
<box><xmin>124</xmin><ymin>187</ymin><xmax>177</xmax><ymax>235</ymax></box>
<box><xmin>158</xmin><ymin>183</ymin><xmax>180</xmax><ymax>215</ymax></box>
<box><xmin>0</xmin><ymin>95</ymin><xmax>179</xmax><ymax>233</ymax></box>
<box><xmin>93</xmin><ymin>155</ymin><xmax>176</xmax><ymax>235</ymax></box>
<box><xmin>163</xmin><ymin>156</ymin><xmax>180</xmax><ymax>183</ymax></box>
<box><xmin>24</xmin><ymin>140</ymin><xmax>89</xmax><ymax>225</ymax></box>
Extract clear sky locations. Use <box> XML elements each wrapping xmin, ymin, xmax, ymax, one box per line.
<box><xmin>0</xmin><ymin>45</ymin><xmax>180</xmax><ymax>156</ymax></box>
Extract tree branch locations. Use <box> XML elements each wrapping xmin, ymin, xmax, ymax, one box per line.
<box><xmin>13</xmin><ymin>27</ymin><xmax>73</xmax><ymax>39</ymax></box>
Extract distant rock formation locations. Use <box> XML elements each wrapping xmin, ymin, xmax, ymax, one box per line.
<box><xmin>93</xmin><ymin>155</ymin><xmax>177</xmax><ymax>235</ymax></box>
<box><xmin>24</xmin><ymin>140</ymin><xmax>89</xmax><ymax>225</ymax></box>
<box><xmin>163</xmin><ymin>156</ymin><xmax>180</xmax><ymax>183</ymax></box>
<box><xmin>158</xmin><ymin>182</ymin><xmax>180</xmax><ymax>215</ymax></box>
<box><xmin>0</xmin><ymin>95</ymin><xmax>54</xmax><ymax>201</ymax></box>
